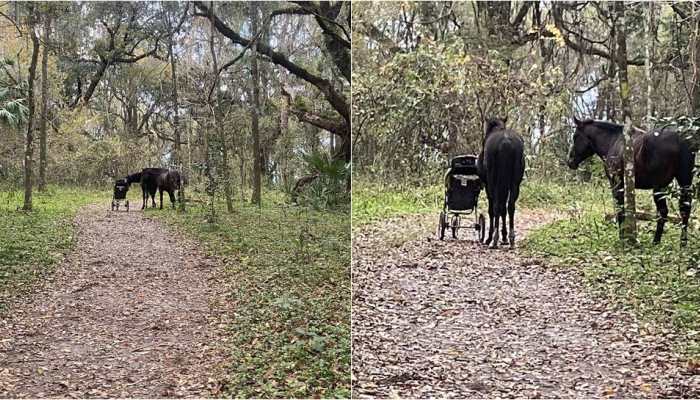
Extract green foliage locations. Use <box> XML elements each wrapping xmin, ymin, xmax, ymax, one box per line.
<box><xmin>518</xmin><ymin>177</ymin><xmax>609</xmax><ymax>210</ymax></box>
<box><xmin>296</xmin><ymin>150</ymin><xmax>350</xmax><ymax>210</ymax></box>
<box><xmin>151</xmin><ymin>190</ymin><xmax>350</xmax><ymax>398</ymax></box>
<box><xmin>0</xmin><ymin>57</ymin><xmax>29</xmax><ymax>129</ymax></box>
<box><xmin>0</xmin><ymin>187</ymin><xmax>104</xmax><ymax>310</ymax></box>
<box><xmin>352</xmin><ymin>177</ymin><xmax>442</xmax><ymax>226</ymax></box>
<box><xmin>523</xmin><ymin>183</ymin><xmax>700</xmax><ymax>358</ymax></box>
<box><xmin>352</xmin><ymin>2</ymin><xmax>571</xmax><ymax>182</ymax></box>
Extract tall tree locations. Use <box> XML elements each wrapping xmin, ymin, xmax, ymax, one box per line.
<box><xmin>193</xmin><ymin>1</ymin><xmax>351</xmax><ymax>162</ymax></box>
<box><xmin>23</xmin><ymin>5</ymin><xmax>40</xmax><ymax>211</ymax></box>
<box><xmin>166</xmin><ymin>4</ymin><xmax>185</xmax><ymax>212</ymax></box>
<box><xmin>38</xmin><ymin>8</ymin><xmax>50</xmax><ymax>191</ymax></box>
<box><xmin>645</xmin><ymin>2</ymin><xmax>654</xmax><ymax>126</ymax></box>
<box><xmin>614</xmin><ymin>1</ymin><xmax>637</xmax><ymax>244</ymax></box>
<box><xmin>249</xmin><ymin>1</ymin><xmax>261</xmax><ymax>206</ymax></box>
<box><xmin>208</xmin><ymin>2</ymin><xmax>234</xmax><ymax>212</ymax></box>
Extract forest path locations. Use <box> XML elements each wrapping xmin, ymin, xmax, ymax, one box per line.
<box><xmin>352</xmin><ymin>210</ymin><xmax>698</xmax><ymax>398</ymax></box>
<box><xmin>0</xmin><ymin>204</ymin><xmax>230</xmax><ymax>398</ymax></box>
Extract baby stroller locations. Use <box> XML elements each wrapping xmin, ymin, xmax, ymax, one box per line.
<box><xmin>437</xmin><ymin>154</ymin><xmax>486</xmax><ymax>241</ymax></box>
<box><xmin>111</xmin><ymin>178</ymin><xmax>130</xmax><ymax>212</ymax></box>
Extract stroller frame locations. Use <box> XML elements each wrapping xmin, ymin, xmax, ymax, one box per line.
<box><xmin>111</xmin><ymin>179</ymin><xmax>130</xmax><ymax>212</ymax></box>
<box><xmin>437</xmin><ymin>154</ymin><xmax>486</xmax><ymax>241</ymax></box>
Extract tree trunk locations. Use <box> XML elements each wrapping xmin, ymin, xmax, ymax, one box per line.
<box><xmin>614</xmin><ymin>1</ymin><xmax>637</xmax><ymax>244</ymax></box>
<box><xmin>38</xmin><ymin>10</ymin><xmax>50</xmax><ymax>191</ymax></box>
<box><xmin>209</xmin><ymin>2</ymin><xmax>233</xmax><ymax>213</ymax></box>
<box><xmin>691</xmin><ymin>3</ymin><xmax>700</xmax><ymax>114</ymax></box>
<box><xmin>645</xmin><ymin>2</ymin><xmax>654</xmax><ymax>127</ymax></box>
<box><xmin>249</xmin><ymin>1</ymin><xmax>262</xmax><ymax>206</ymax></box>
<box><xmin>168</xmin><ymin>27</ymin><xmax>185</xmax><ymax>212</ymax></box>
<box><xmin>280</xmin><ymin>87</ymin><xmax>290</xmax><ymax>189</ymax></box>
<box><xmin>23</xmin><ymin>6</ymin><xmax>40</xmax><ymax>211</ymax></box>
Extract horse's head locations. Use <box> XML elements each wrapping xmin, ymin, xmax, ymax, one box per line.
<box><xmin>485</xmin><ymin>117</ymin><xmax>507</xmax><ymax>137</ymax></box>
<box><xmin>567</xmin><ymin>117</ymin><xmax>596</xmax><ymax>169</ymax></box>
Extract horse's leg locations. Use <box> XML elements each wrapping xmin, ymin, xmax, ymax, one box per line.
<box><xmin>159</xmin><ymin>188</ymin><xmax>164</xmax><ymax>210</ymax></box>
<box><xmin>678</xmin><ymin>150</ymin><xmax>694</xmax><ymax>247</ymax></box>
<box><xmin>484</xmin><ymin>194</ymin><xmax>494</xmax><ymax>245</ymax></box>
<box><xmin>150</xmin><ymin>190</ymin><xmax>157</xmax><ymax>208</ymax></box>
<box><xmin>508</xmin><ymin>185</ymin><xmax>520</xmax><ymax>249</ymax></box>
<box><xmin>680</xmin><ymin>185</ymin><xmax>692</xmax><ymax>246</ymax></box>
<box><xmin>169</xmin><ymin>190</ymin><xmax>176</xmax><ymax>208</ymax></box>
<box><xmin>141</xmin><ymin>187</ymin><xmax>146</xmax><ymax>210</ymax></box>
<box><xmin>501</xmin><ymin>205</ymin><xmax>508</xmax><ymax>244</ymax></box>
<box><xmin>652</xmin><ymin>189</ymin><xmax>668</xmax><ymax>245</ymax></box>
<box><xmin>612</xmin><ymin>180</ymin><xmax>625</xmax><ymax>240</ymax></box>
<box><xmin>490</xmin><ymin>203</ymin><xmax>504</xmax><ymax>249</ymax></box>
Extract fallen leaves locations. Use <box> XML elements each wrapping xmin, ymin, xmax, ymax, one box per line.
<box><xmin>0</xmin><ymin>204</ymin><xmax>231</xmax><ymax>397</ymax></box>
<box><xmin>352</xmin><ymin>210</ymin><xmax>700</xmax><ymax>398</ymax></box>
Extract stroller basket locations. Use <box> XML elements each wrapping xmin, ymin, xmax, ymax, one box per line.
<box><xmin>114</xmin><ymin>180</ymin><xmax>129</xmax><ymax>200</ymax></box>
<box><xmin>446</xmin><ymin>174</ymin><xmax>480</xmax><ymax>211</ymax></box>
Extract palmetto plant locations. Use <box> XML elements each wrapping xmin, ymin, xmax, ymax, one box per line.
<box><xmin>0</xmin><ymin>58</ymin><xmax>29</xmax><ymax>129</ymax></box>
<box><xmin>303</xmin><ymin>150</ymin><xmax>349</xmax><ymax>183</ymax></box>
<box><xmin>298</xmin><ymin>149</ymin><xmax>350</xmax><ymax>209</ymax></box>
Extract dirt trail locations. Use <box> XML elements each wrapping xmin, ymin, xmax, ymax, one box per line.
<box><xmin>352</xmin><ymin>210</ymin><xmax>699</xmax><ymax>398</ymax></box>
<box><xmin>0</xmin><ymin>204</ymin><xmax>230</xmax><ymax>398</ymax></box>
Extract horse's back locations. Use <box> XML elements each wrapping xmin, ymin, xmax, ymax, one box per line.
<box><xmin>634</xmin><ymin>129</ymin><xmax>690</xmax><ymax>188</ymax></box>
<box><xmin>156</xmin><ymin>170</ymin><xmax>181</xmax><ymax>191</ymax></box>
<box><xmin>484</xmin><ymin>129</ymin><xmax>525</xmax><ymax>178</ymax></box>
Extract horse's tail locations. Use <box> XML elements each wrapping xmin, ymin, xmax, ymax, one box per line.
<box><xmin>493</xmin><ymin>138</ymin><xmax>524</xmax><ymax>213</ymax></box>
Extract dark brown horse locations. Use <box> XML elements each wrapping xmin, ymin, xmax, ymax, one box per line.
<box><xmin>156</xmin><ymin>169</ymin><xmax>181</xmax><ymax>209</ymax></box>
<box><xmin>567</xmin><ymin>118</ymin><xmax>695</xmax><ymax>245</ymax></box>
<box><xmin>478</xmin><ymin>118</ymin><xmax>526</xmax><ymax>249</ymax></box>
<box><xmin>126</xmin><ymin>168</ymin><xmax>180</xmax><ymax>209</ymax></box>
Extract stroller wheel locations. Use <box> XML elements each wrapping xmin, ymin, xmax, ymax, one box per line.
<box><xmin>437</xmin><ymin>212</ymin><xmax>446</xmax><ymax>240</ymax></box>
<box><xmin>478</xmin><ymin>213</ymin><xmax>486</xmax><ymax>243</ymax></box>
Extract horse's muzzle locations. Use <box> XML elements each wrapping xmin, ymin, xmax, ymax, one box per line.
<box><xmin>567</xmin><ymin>158</ymin><xmax>579</xmax><ymax>170</ymax></box>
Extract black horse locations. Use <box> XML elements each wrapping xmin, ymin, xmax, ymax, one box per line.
<box><xmin>478</xmin><ymin>118</ymin><xmax>525</xmax><ymax>248</ymax></box>
<box><xmin>567</xmin><ymin>118</ymin><xmax>695</xmax><ymax>245</ymax></box>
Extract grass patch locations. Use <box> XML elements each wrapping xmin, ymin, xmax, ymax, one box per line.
<box><xmin>351</xmin><ymin>176</ymin><xmax>609</xmax><ymax>226</ymax></box>
<box><xmin>0</xmin><ymin>186</ymin><xmax>104</xmax><ymax>310</ymax></box>
<box><xmin>150</xmin><ymin>190</ymin><xmax>350</xmax><ymax>398</ymax></box>
<box><xmin>352</xmin><ymin>179</ymin><xmax>442</xmax><ymax>226</ymax></box>
<box><xmin>523</xmin><ymin>182</ymin><xmax>700</xmax><ymax>358</ymax></box>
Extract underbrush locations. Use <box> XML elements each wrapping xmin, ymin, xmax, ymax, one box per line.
<box><xmin>151</xmin><ymin>189</ymin><xmax>350</xmax><ymax>398</ymax></box>
<box><xmin>0</xmin><ymin>186</ymin><xmax>104</xmax><ymax>310</ymax></box>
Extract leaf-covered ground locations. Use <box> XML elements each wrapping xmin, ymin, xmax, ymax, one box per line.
<box><xmin>151</xmin><ymin>194</ymin><xmax>351</xmax><ymax>398</ymax></box>
<box><xmin>352</xmin><ymin>210</ymin><xmax>700</xmax><ymax>398</ymax></box>
<box><xmin>0</xmin><ymin>188</ymin><xmax>104</xmax><ymax>311</ymax></box>
<box><xmin>0</xmin><ymin>204</ymin><xmax>230</xmax><ymax>397</ymax></box>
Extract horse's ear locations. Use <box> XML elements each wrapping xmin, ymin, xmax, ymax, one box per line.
<box><xmin>573</xmin><ymin>117</ymin><xmax>582</xmax><ymax>127</ymax></box>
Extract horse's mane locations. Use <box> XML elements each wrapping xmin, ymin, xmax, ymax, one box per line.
<box><xmin>586</xmin><ymin>119</ymin><xmax>623</xmax><ymax>134</ymax></box>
